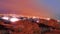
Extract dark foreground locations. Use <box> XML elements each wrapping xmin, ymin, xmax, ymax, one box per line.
<box><xmin>0</xmin><ymin>16</ymin><xmax>60</xmax><ymax>34</ymax></box>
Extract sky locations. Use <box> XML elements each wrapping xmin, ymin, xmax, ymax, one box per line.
<box><xmin>41</xmin><ymin>0</ymin><xmax>60</xmax><ymax>20</ymax></box>
<box><xmin>0</xmin><ymin>0</ymin><xmax>60</xmax><ymax>20</ymax></box>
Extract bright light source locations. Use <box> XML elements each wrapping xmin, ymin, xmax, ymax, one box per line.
<box><xmin>32</xmin><ymin>16</ymin><xmax>37</xmax><ymax>19</ymax></box>
<box><xmin>10</xmin><ymin>17</ymin><xmax>19</xmax><ymax>22</ymax></box>
<box><xmin>36</xmin><ymin>20</ymin><xmax>40</xmax><ymax>23</ymax></box>
<box><xmin>57</xmin><ymin>20</ymin><xmax>60</xmax><ymax>22</ymax></box>
<box><xmin>45</xmin><ymin>18</ymin><xmax>50</xmax><ymax>20</ymax></box>
<box><xmin>2</xmin><ymin>17</ymin><xmax>9</xmax><ymax>20</ymax></box>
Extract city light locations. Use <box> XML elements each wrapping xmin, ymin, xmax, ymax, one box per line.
<box><xmin>32</xmin><ymin>16</ymin><xmax>37</xmax><ymax>19</ymax></box>
<box><xmin>2</xmin><ymin>17</ymin><xmax>9</xmax><ymax>20</ymax></box>
<box><xmin>10</xmin><ymin>17</ymin><xmax>19</xmax><ymax>22</ymax></box>
<box><xmin>44</xmin><ymin>18</ymin><xmax>51</xmax><ymax>20</ymax></box>
<box><xmin>46</xmin><ymin>18</ymin><xmax>51</xmax><ymax>20</ymax></box>
<box><xmin>36</xmin><ymin>20</ymin><xmax>40</xmax><ymax>23</ymax></box>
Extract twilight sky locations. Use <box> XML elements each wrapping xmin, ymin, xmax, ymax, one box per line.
<box><xmin>0</xmin><ymin>0</ymin><xmax>60</xmax><ymax>20</ymax></box>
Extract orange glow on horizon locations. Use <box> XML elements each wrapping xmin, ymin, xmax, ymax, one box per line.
<box><xmin>0</xmin><ymin>0</ymin><xmax>54</xmax><ymax>18</ymax></box>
